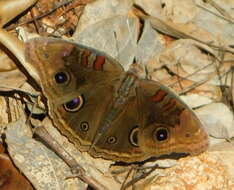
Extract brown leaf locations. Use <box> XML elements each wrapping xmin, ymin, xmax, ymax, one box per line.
<box><xmin>0</xmin><ymin>144</ymin><xmax>34</xmax><ymax>190</ymax></box>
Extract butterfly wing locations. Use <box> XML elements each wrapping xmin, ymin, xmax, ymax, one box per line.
<box><xmin>88</xmin><ymin>85</ymin><xmax>147</xmax><ymax>162</ymax></box>
<box><xmin>136</xmin><ymin>79</ymin><xmax>208</xmax><ymax>158</ymax></box>
<box><xmin>25</xmin><ymin>37</ymin><xmax>125</xmax><ymax>151</ymax></box>
<box><xmin>89</xmin><ymin>78</ymin><xmax>209</xmax><ymax>162</ymax></box>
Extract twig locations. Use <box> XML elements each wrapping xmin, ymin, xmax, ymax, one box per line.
<box><xmin>34</xmin><ymin>125</ymin><xmax>108</xmax><ymax>190</ymax></box>
<box><xmin>120</xmin><ymin>164</ymin><xmax>169</xmax><ymax>190</ymax></box>
<box><xmin>6</xmin><ymin>0</ymin><xmax>74</xmax><ymax>31</ymax></box>
<box><xmin>133</xmin><ymin>5</ymin><xmax>234</xmax><ymax>55</ymax></box>
<box><xmin>196</xmin><ymin>4</ymin><xmax>234</xmax><ymax>24</ymax></box>
<box><xmin>202</xmin><ymin>0</ymin><xmax>234</xmax><ymax>22</ymax></box>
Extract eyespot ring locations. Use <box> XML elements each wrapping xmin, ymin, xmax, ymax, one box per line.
<box><xmin>63</xmin><ymin>95</ymin><xmax>83</xmax><ymax>112</ymax></box>
<box><xmin>80</xmin><ymin>121</ymin><xmax>89</xmax><ymax>132</ymax></box>
<box><xmin>107</xmin><ymin>136</ymin><xmax>117</xmax><ymax>144</ymax></box>
<box><xmin>129</xmin><ymin>127</ymin><xmax>139</xmax><ymax>147</ymax></box>
<box><xmin>154</xmin><ymin>127</ymin><xmax>169</xmax><ymax>142</ymax></box>
<box><xmin>54</xmin><ymin>70</ymin><xmax>70</xmax><ymax>85</ymax></box>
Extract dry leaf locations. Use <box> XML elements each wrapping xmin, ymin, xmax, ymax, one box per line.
<box><xmin>73</xmin><ymin>0</ymin><xmax>139</xmax><ymax>69</ymax></box>
<box><xmin>0</xmin><ymin>149</ymin><xmax>34</xmax><ymax>190</ymax></box>
<box><xmin>196</xmin><ymin>103</ymin><xmax>234</xmax><ymax>139</ymax></box>
<box><xmin>143</xmin><ymin>152</ymin><xmax>234</xmax><ymax>190</ymax></box>
<box><xmin>5</xmin><ymin>116</ymin><xmax>86</xmax><ymax>190</ymax></box>
<box><xmin>0</xmin><ymin>0</ymin><xmax>37</xmax><ymax>27</ymax></box>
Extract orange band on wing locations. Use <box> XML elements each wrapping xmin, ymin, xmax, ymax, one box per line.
<box><xmin>151</xmin><ymin>90</ymin><xmax>167</xmax><ymax>103</ymax></box>
<box><xmin>162</xmin><ymin>99</ymin><xmax>176</xmax><ymax>112</ymax></box>
<box><xmin>81</xmin><ymin>50</ymin><xmax>91</xmax><ymax>66</ymax></box>
<box><xmin>94</xmin><ymin>55</ymin><xmax>105</xmax><ymax>70</ymax></box>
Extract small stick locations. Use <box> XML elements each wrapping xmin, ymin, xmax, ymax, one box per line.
<box><xmin>34</xmin><ymin>125</ymin><xmax>108</xmax><ymax>190</ymax></box>
<box><xmin>120</xmin><ymin>164</ymin><xmax>169</xmax><ymax>190</ymax></box>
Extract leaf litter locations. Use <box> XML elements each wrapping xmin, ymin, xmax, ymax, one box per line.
<box><xmin>0</xmin><ymin>0</ymin><xmax>234</xmax><ymax>189</ymax></box>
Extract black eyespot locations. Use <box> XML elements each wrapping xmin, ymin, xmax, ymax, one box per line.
<box><xmin>155</xmin><ymin>128</ymin><xmax>168</xmax><ymax>141</ymax></box>
<box><xmin>129</xmin><ymin>127</ymin><xmax>139</xmax><ymax>147</ymax></box>
<box><xmin>80</xmin><ymin>121</ymin><xmax>89</xmax><ymax>132</ymax></box>
<box><xmin>54</xmin><ymin>71</ymin><xmax>69</xmax><ymax>84</ymax></box>
<box><xmin>44</xmin><ymin>52</ymin><xmax>49</xmax><ymax>58</ymax></box>
<box><xmin>107</xmin><ymin>136</ymin><xmax>117</xmax><ymax>144</ymax></box>
<box><xmin>64</xmin><ymin>95</ymin><xmax>83</xmax><ymax>112</ymax></box>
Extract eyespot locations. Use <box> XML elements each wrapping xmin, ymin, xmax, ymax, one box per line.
<box><xmin>64</xmin><ymin>95</ymin><xmax>83</xmax><ymax>112</ymax></box>
<box><xmin>44</xmin><ymin>52</ymin><xmax>49</xmax><ymax>58</ymax></box>
<box><xmin>129</xmin><ymin>127</ymin><xmax>139</xmax><ymax>147</ymax></box>
<box><xmin>107</xmin><ymin>136</ymin><xmax>117</xmax><ymax>144</ymax></box>
<box><xmin>80</xmin><ymin>121</ymin><xmax>89</xmax><ymax>132</ymax></box>
<box><xmin>54</xmin><ymin>71</ymin><xmax>70</xmax><ymax>84</ymax></box>
<box><xmin>155</xmin><ymin>127</ymin><xmax>169</xmax><ymax>141</ymax></box>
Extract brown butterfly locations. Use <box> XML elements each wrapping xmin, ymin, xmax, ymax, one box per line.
<box><xmin>25</xmin><ymin>37</ymin><xmax>208</xmax><ymax>162</ymax></box>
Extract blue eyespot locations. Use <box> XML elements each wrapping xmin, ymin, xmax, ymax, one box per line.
<box><xmin>55</xmin><ymin>72</ymin><xmax>69</xmax><ymax>84</ymax></box>
<box><xmin>155</xmin><ymin>128</ymin><xmax>168</xmax><ymax>141</ymax></box>
<box><xmin>64</xmin><ymin>96</ymin><xmax>83</xmax><ymax>112</ymax></box>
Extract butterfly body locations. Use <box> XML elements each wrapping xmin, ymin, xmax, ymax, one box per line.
<box><xmin>25</xmin><ymin>38</ymin><xmax>208</xmax><ymax>162</ymax></box>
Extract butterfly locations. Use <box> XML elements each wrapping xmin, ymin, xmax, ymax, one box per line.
<box><xmin>25</xmin><ymin>37</ymin><xmax>208</xmax><ymax>162</ymax></box>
